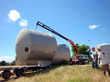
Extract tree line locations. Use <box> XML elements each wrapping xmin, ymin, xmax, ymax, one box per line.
<box><xmin>0</xmin><ymin>60</ymin><xmax>15</xmax><ymax>66</ymax></box>
<box><xmin>71</xmin><ymin>43</ymin><xmax>93</xmax><ymax>61</ymax></box>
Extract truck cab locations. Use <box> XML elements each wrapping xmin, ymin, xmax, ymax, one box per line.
<box><xmin>78</xmin><ymin>54</ymin><xmax>89</xmax><ymax>64</ymax></box>
<box><xmin>69</xmin><ymin>54</ymin><xmax>89</xmax><ymax>65</ymax></box>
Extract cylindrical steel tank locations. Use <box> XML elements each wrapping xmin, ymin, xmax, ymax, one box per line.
<box><xmin>37</xmin><ymin>61</ymin><xmax>51</xmax><ymax>67</ymax></box>
<box><xmin>51</xmin><ymin>43</ymin><xmax>70</xmax><ymax>65</ymax></box>
<box><xmin>15</xmin><ymin>28</ymin><xmax>57</xmax><ymax>62</ymax></box>
<box><xmin>96</xmin><ymin>43</ymin><xmax>110</xmax><ymax>63</ymax></box>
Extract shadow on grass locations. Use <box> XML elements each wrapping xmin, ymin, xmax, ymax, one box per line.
<box><xmin>0</xmin><ymin>65</ymin><xmax>65</xmax><ymax>82</ymax></box>
<box><xmin>22</xmin><ymin>65</ymin><xmax>61</xmax><ymax>78</ymax></box>
<box><xmin>0</xmin><ymin>76</ymin><xmax>18</xmax><ymax>82</ymax></box>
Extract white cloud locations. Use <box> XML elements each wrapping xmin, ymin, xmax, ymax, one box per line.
<box><xmin>89</xmin><ymin>25</ymin><xmax>100</xmax><ymax>30</ymax></box>
<box><xmin>19</xmin><ymin>19</ymin><xmax>28</xmax><ymax>27</ymax></box>
<box><xmin>8</xmin><ymin>10</ymin><xmax>20</xmax><ymax>22</ymax></box>
<box><xmin>100</xmin><ymin>28</ymin><xmax>107</xmax><ymax>32</ymax></box>
<box><xmin>0</xmin><ymin>56</ymin><xmax>15</xmax><ymax>63</ymax></box>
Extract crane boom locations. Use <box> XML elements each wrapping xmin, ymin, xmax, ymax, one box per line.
<box><xmin>36</xmin><ymin>21</ymin><xmax>78</xmax><ymax>58</ymax></box>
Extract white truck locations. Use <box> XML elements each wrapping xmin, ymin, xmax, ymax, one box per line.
<box><xmin>78</xmin><ymin>54</ymin><xmax>89</xmax><ymax>64</ymax></box>
<box><xmin>70</xmin><ymin>54</ymin><xmax>89</xmax><ymax>65</ymax></box>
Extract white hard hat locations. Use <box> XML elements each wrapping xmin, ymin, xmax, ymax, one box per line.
<box><xmin>97</xmin><ymin>46</ymin><xmax>101</xmax><ymax>50</ymax></box>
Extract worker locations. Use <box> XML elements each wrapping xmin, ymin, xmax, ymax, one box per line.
<box><xmin>97</xmin><ymin>46</ymin><xmax>110</xmax><ymax>77</ymax></box>
<box><xmin>92</xmin><ymin>47</ymin><xmax>99</xmax><ymax>69</ymax></box>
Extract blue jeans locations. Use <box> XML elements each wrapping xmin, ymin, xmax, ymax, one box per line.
<box><xmin>92</xmin><ymin>60</ymin><xmax>99</xmax><ymax>69</ymax></box>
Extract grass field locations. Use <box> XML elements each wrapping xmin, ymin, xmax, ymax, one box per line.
<box><xmin>0</xmin><ymin>65</ymin><xmax>110</xmax><ymax>82</ymax></box>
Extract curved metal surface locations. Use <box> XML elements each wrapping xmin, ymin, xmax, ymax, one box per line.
<box><xmin>15</xmin><ymin>28</ymin><xmax>31</xmax><ymax>62</ymax></box>
<box><xmin>96</xmin><ymin>44</ymin><xmax>110</xmax><ymax>63</ymax></box>
<box><xmin>38</xmin><ymin>61</ymin><xmax>51</xmax><ymax>67</ymax></box>
<box><xmin>15</xmin><ymin>28</ymin><xmax>57</xmax><ymax>62</ymax></box>
<box><xmin>42</xmin><ymin>33</ymin><xmax>57</xmax><ymax>60</ymax></box>
<box><xmin>51</xmin><ymin>43</ymin><xmax>70</xmax><ymax>65</ymax></box>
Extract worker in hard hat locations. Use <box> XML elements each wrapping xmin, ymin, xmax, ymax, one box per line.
<box><xmin>91</xmin><ymin>47</ymin><xmax>99</xmax><ymax>69</ymax></box>
<box><xmin>97</xmin><ymin>46</ymin><xmax>110</xmax><ymax>77</ymax></box>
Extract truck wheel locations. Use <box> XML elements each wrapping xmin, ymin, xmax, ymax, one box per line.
<box><xmin>2</xmin><ymin>70</ymin><xmax>11</xmax><ymax>79</ymax></box>
<box><xmin>87</xmin><ymin>60</ymin><xmax>89</xmax><ymax>64</ymax></box>
<box><xmin>78</xmin><ymin>61</ymin><xmax>82</xmax><ymax>65</ymax></box>
<box><xmin>68</xmin><ymin>62</ymin><xmax>73</xmax><ymax>65</ymax></box>
<box><xmin>68</xmin><ymin>62</ymin><xmax>71</xmax><ymax>65</ymax></box>
<box><xmin>15</xmin><ymin>69</ymin><xmax>23</xmax><ymax>77</ymax></box>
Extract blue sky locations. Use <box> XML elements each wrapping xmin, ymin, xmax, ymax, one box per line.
<box><xmin>0</xmin><ymin>0</ymin><xmax>110</xmax><ymax>62</ymax></box>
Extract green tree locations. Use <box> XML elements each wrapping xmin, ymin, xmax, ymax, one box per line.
<box><xmin>71</xmin><ymin>43</ymin><xmax>92</xmax><ymax>57</ymax></box>
<box><xmin>0</xmin><ymin>61</ymin><xmax>7</xmax><ymax>66</ymax></box>
<box><xmin>6</xmin><ymin>62</ymin><xmax>11</xmax><ymax>66</ymax></box>
<box><xmin>11</xmin><ymin>60</ymin><xmax>15</xmax><ymax>65</ymax></box>
<box><xmin>71</xmin><ymin>43</ymin><xmax>80</xmax><ymax>57</ymax></box>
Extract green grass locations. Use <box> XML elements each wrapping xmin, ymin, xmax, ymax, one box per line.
<box><xmin>1</xmin><ymin>65</ymin><xmax>110</xmax><ymax>82</ymax></box>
